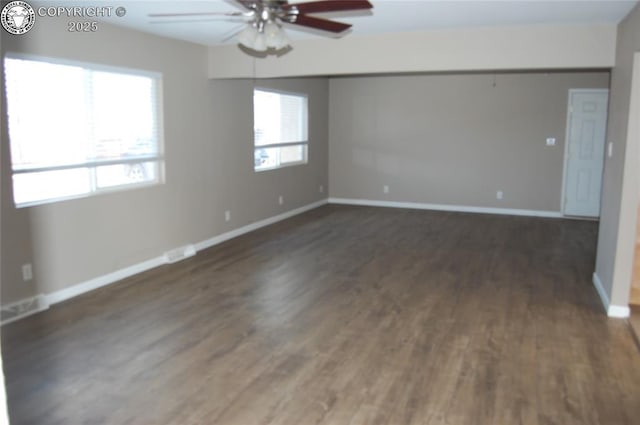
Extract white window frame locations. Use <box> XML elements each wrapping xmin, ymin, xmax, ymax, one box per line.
<box><xmin>4</xmin><ymin>53</ymin><xmax>165</xmax><ymax>208</ymax></box>
<box><xmin>253</xmin><ymin>87</ymin><xmax>308</xmax><ymax>172</ymax></box>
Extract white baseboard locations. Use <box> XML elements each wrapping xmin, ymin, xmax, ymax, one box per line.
<box><xmin>592</xmin><ymin>272</ymin><xmax>630</xmax><ymax>318</ymax></box>
<box><xmin>194</xmin><ymin>199</ymin><xmax>328</xmax><ymax>252</ymax></box>
<box><xmin>6</xmin><ymin>199</ymin><xmax>616</xmax><ymax>326</ymax></box>
<box><xmin>44</xmin><ymin>256</ymin><xmax>167</xmax><ymax>306</ymax></box>
<box><xmin>1</xmin><ymin>295</ymin><xmax>49</xmax><ymax>326</ymax></box>
<box><xmin>607</xmin><ymin>305</ymin><xmax>631</xmax><ymax>318</ymax></box>
<box><xmin>328</xmin><ymin>198</ymin><xmax>563</xmax><ymax>218</ymax></box>
<box><xmin>1</xmin><ymin>199</ymin><xmax>328</xmax><ymax>317</ymax></box>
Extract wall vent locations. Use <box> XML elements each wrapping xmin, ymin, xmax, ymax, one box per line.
<box><xmin>1</xmin><ymin>294</ymin><xmax>49</xmax><ymax>325</ymax></box>
<box><xmin>163</xmin><ymin>244</ymin><xmax>196</xmax><ymax>264</ymax></box>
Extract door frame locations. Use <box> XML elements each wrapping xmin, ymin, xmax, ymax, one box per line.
<box><xmin>561</xmin><ymin>88</ymin><xmax>610</xmax><ymax>217</ymax></box>
<box><xmin>622</xmin><ymin>52</ymin><xmax>640</xmax><ymax>308</ymax></box>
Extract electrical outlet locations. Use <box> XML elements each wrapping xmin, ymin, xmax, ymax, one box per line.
<box><xmin>319</xmin><ymin>185</ymin><xmax>324</xmax><ymax>194</ymax></box>
<box><xmin>278</xmin><ymin>195</ymin><xmax>284</xmax><ymax>205</ymax></box>
<box><xmin>383</xmin><ymin>185</ymin><xmax>390</xmax><ymax>194</ymax></box>
<box><xmin>496</xmin><ymin>190</ymin><xmax>504</xmax><ymax>200</ymax></box>
<box><xmin>22</xmin><ymin>263</ymin><xmax>33</xmax><ymax>282</ymax></box>
<box><xmin>546</xmin><ymin>137</ymin><xmax>556</xmax><ymax>146</ymax></box>
<box><xmin>224</xmin><ymin>210</ymin><xmax>231</xmax><ymax>222</ymax></box>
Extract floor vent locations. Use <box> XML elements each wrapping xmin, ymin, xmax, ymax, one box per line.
<box><xmin>1</xmin><ymin>295</ymin><xmax>49</xmax><ymax>325</ymax></box>
<box><xmin>163</xmin><ymin>245</ymin><xmax>196</xmax><ymax>264</ymax></box>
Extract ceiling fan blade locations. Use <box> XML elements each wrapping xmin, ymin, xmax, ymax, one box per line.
<box><xmin>288</xmin><ymin>14</ymin><xmax>351</xmax><ymax>33</ymax></box>
<box><xmin>149</xmin><ymin>18</ymin><xmax>247</xmax><ymax>24</ymax></box>
<box><xmin>148</xmin><ymin>11</ymin><xmax>246</xmax><ymax>18</ymax></box>
<box><xmin>284</xmin><ymin>0</ymin><xmax>372</xmax><ymax>14</ymax></box>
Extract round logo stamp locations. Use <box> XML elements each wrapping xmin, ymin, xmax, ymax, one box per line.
<box><xmin>1</xmin><ymin>1</ymin><xmax>35</xmax><ymax>35</ymax></box>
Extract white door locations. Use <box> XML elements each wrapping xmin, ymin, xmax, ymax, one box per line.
<box><xmin>563</xmin><ymin>90</ymin><xmax>609</xmax><ymax>217</ymax></box>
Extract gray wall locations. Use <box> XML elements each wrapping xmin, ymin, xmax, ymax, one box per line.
<box><xmin>1</xmin><ymin>17</ymin><xmax>328</xmax><ymax>304</ymax></box>
<box><xmin>328</xmin><ymin>72</ymin><xmax>609</xmax><ymax>212</ymax></box>
<box><xmin>596</xmin><ymin>2</ymin><xmax>640</xmax><ymax>307</ymax></box>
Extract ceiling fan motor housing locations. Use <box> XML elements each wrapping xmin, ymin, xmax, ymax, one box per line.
<box><xmin>148</xmin><ymin>0</ymin><xmax>373</xmax><ymax>52</ymax></box>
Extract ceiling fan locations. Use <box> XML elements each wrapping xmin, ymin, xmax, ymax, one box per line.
<box><xmin>149</xmin><ymin>0</ymin><xmax>374</xmax><ymax>52</ymax></box>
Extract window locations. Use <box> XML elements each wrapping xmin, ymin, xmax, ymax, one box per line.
<box><xmin>4</xmin><ymin>55</ymin><xmax>164</xmax><ymax>207</ymax></box>
<box><xmin>253</xmin><ymin>88</ymin><xmax>308</xmax><ymax>171</ymax></box>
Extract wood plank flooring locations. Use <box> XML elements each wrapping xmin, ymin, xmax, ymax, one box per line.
<box><xmin>2</xmin><ymin>205</ymin><xmax>640</xmax><ymax>425</ymax></box>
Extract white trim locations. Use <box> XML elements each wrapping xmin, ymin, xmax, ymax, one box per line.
<box><xmin>12</xmin><ymin>199</ymin><xmax>616</xmax><ymax>326</ymax></box>
<box><xmin>44</xmin><ymin>256</ymin><xmax>166</xmax><ymax>306</ymax></box>
<box><xmin>592</xmin><ymin>272</ymin><xmax>630</xmax><ymax>318</ymax></box>
<box><xmin>561</xmin><ymin>90</ymin><xmax>574</xmax><ymax>216</ymax></box>
<box><xmin>5</xmin><ymin>52</ymin><xmax>162</xmax><ymax>79</ymax></box>
<box><xmin>13</xmin><ymin>155</ymin><xmax>162</xmax><ymax>174</ymax></box>
<box><xmin>195</xmin><ymin>199</ymin><xmax>327</xmax><ymax>251</ymax></box>
<box><xmin>607</xmin><ymin>305</ymin><xmax>631</xmax><ymax>318</ymax></box>
<box><xmin>1</xmin><ymin>295</ymin><xmax>49</xmax><ymax>326</ymax></box>
<box><xmin>10</xmin><ymin>199</ymin><xmax>327</xmax><ymax>311</ymax></box>
<box><xmin>328</xmin><ymin>198</ymin><xmax>563</xmax><ymax>218</ymax></box>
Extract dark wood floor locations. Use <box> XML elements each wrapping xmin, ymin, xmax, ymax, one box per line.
<box><xmin>2</xmin><ymin>205</ymin><xmax>640</xmax><ymax>425</ymax></box>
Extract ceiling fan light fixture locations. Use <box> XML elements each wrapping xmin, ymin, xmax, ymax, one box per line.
<box><xmin>264</xmin><ymin>21</ymin><xmax>289</xmax><ymax>49</ymax></box>
<box><xmin>237</xmin><ymin>25</ymin><xmax>258</xmax><ymax>48</ymax></box>
<box><xmin>273</xmin><ymin>28</ymin><xmax>289</xmax><ymax>50</ymax></box>
<box><xmin>252</xmin><ymin>32</ymin><xmax>268</xmax><ymax>51</ymax></box>
<box><xmin>151</xmin><ymin>1</ymin><xmax>373</xmax><ymax>54</ymax></box>
<box><xmin>238</xmin><ymin>19</ymin><xmax>288</xmax><ymax>51</ymax></box>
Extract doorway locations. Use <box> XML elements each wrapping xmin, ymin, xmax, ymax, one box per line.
<box><xmin>563</xmin><ymin>89</ymin><xmax>609</xmax><ymax>218</ymax></box>
<box><xmin>631</xmin><ymin>206</ymin><xmax>640</xmax><ymax>305</ymax></box>
<box><xmin>630</xmin><ymin>206</ymin><xmax>640</xmax><ymax>339</ymax></box>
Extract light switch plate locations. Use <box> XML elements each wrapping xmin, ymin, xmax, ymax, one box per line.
<box><xmin>546</xmin><ymin>137</ymin><xmax>556</xmax><ymax>146</ymax></box>
<box><xmin>22</xmin><ymin>263</ymin><xmax>33</xmax><ymax>282</ymax></box>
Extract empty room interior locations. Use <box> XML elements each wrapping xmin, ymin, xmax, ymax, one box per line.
<box><xmin>2</xmin><ymin>0</ymin><xmax>640</xmax><ymax>424</ymax></box>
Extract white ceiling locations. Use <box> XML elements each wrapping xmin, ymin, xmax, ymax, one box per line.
<box><xmin>46</xmin><ymin>0</ymin><xmax>638</xmax><ymax>47</ymax></box>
